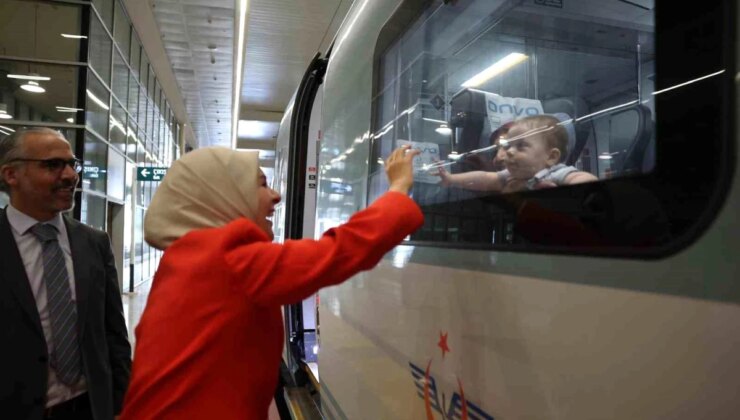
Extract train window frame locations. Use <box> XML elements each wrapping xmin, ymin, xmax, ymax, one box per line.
<box><xmin>368</xmin><ymin>0</ymin><xmax>736</xmax><ymax>259</ymax></box>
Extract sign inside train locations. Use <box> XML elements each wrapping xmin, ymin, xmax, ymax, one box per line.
<box><xmin>137</xmin><ymin>167</ymin><xmax>169</xmax><ymax>181</ymax></box>
<box><xmin>396</xmin><ymin>139</ymin><xmax>440</xmax><ymax>184</ymax></box>
<box><xmin>484</xmin><ymin>92</ymin><xmax>543</xmax><ymax>132</ymax></box>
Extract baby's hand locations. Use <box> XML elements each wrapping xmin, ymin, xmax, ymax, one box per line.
<box><xmin>533</xmin><ymin>180</ymin><xmax>557</xmax><ymax>189</ymax></box>
<box><xmin>431</xmin><ymin>164</ymin><xmax>452</xmax><ymax>186</ymax></box>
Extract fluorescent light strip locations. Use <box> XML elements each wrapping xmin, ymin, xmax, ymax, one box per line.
<box><xmin>373</xmin><ymin>124</ymin><xmax>394</xmax><ymax>139</ymax></box>
<box><xmin>461</xmin><ymin>53</ymin><xmax>528</xmax><ymax>88</ymax></box>
<box><xmin>86</xmin><ymin>89</ymin><xmax>109</xmax><ymax>110</ymax></box>
<box><xmin>232</xmin><ymin>0</ymin><xmax>249</xmax><ymax>148</ymax></box>
<box><xmin>652</xmin><ymin>69</ymin><xmax>725</xmax><ymax>96</ymax></box>
<box><xmin>482</xmin><ymin>125</ymin><xmax>555</xmax><ymax>156</ymax></box>
<box><xmin>7</xmin><ymin>74</ymin><xmax>51</xmax><ymax>81</ymax></box>
<box><xmin>110</xmin><ymin>116</ymin><xmax>126</xmax><ymax>134</ymax></box>
<box><xmin>56</xmin><ymin>106</ymin><xmax>84</xmax><ymax>112</ymax></box>
<box><xmin>0</xmin><ymin>124</ymin><xmax>16</xmax><ymax>132</ymax></box>
<box><xmin>422</xmin><ymin>117</ymin><xmax>448</xmax><ymax>124</ymax></box>
<box><xmin>61</xmin><ymin>33</ymin><xmax>87</xmax><ymax>39</ymax></box>
<box><xmin>0</xmin><ymin>128</ymin><xmax>12</xmax><ymax>135</ymax></box>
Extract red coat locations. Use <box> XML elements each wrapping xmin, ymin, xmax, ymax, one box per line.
<box><xmin>120</xmin><ymin>192</ymin><xmax>423</xmax><ymax>419</ymax></box>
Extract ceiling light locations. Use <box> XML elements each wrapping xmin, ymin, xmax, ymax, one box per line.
<box><xmin>21</xmin><ymin>80</ymin><xmax>45</xmax><ymax>93</ymax></box>
<box><xmin>66</xmin><ymin>117</ymin><xmax>74</xmax><ymax>123</ymax></box>
<box><xmin>61</xmin><ymin>33</ymin><xmax>87</xmax><ymax>39</ymax></box>
<box><xmin>86</xmin><ymin>89</ymin><xmax>109</xmax><ymax>110</ymax></box>
<box><xmin>7</xmin><ymin>74</ymin><xmax>50</xmax><ymax>81</ymax></box>
<box><xmin>435</xmin><ymin>124</ymin><xmax>452</xmax><ymax>135</ymax></box>
<box><xmin>56</xmin><ymin>106</ymin><xmax>84</xmax><ymax>113</ymax></box>
<box><xmin>461</xmin><ymin>53</ymin><xmax>528</xmax><ymax>88</ymax></box>
<box><xmin>232</xmin><ymin>0</ymin><xmax>249</xmax><ymax>148</ymax></box>
<box><xmin>0</xmin><ymin>104</ymin><xmax>12</xmax><ymax>119</ymax></box>
<box><xmin>0</xmin><ymin>124</ymin><xmax>15</xmax><ymax>132</ymax></box>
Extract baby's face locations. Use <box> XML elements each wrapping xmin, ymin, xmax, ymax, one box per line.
<box><xmin>503</xmin><ymin>125</ymin><xmax>556</xmax><ymax>179</ymax></box>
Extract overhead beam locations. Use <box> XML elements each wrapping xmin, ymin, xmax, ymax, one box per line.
<box><xmin>236</xmin><ymin>139</ymin><xmax>277</xmax><ymax>150</ymax></box>
<box><xmin>238</xmin><ymin>109</ymin><xmax>284</xmax><ymax>122</ymax></box>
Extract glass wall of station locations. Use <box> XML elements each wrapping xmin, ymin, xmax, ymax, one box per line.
<box><xmin>0</xmin><ymin>0</ymin><xmax>182</xmax><ymax>290</ymax></box>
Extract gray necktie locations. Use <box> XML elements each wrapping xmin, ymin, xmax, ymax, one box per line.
<box><xmin>30</xmin><ymin>223</ymin><xmax>82</xmax><ymax>385</ymax></box>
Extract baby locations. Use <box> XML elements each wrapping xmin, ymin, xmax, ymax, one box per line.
<box><xmin>436</xmin><ymin>115</ymin><xmax>597</xmax><ymax>192</ymax></box>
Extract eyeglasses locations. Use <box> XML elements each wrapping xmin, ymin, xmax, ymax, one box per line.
<box><xmin>11</xmin><ymin>158</ymin><xmax>83</xmax><ymax>174</ymax></box>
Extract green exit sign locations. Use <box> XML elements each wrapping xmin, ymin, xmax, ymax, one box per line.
<box><xmin>137</xmin><ymin>167</ymin><xmax>169</xmax><ymax>181</ymax></box>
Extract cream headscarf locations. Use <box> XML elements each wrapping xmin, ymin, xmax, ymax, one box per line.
<box><xmin>144</xmin><ymin>147</ymin><xmax>260</xmax><ymax>250</ymax></box>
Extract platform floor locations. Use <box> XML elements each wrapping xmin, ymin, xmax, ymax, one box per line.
<box><xmin>121</xmin><ymin>279</ymin><xmax>152</xmax><ymax>353</ymax></box>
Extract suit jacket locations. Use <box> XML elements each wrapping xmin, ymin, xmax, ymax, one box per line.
<box><xmin>0</xmin><ymin>208</ymin><xmax>131</xmax><ymax>420</ymax></box>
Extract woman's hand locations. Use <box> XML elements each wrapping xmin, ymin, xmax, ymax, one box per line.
<box><xmin>385</xmin><ymin>145</ymin><xmax>421</xmax><ymax>194</ymax></box>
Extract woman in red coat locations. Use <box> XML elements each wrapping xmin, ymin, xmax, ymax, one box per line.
<box><xmin>120</xmin><ymin>146</ymin><xmax>423</xmax><ymax>419</ymax></box>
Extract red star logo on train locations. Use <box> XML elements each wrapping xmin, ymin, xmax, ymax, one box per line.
<box><xmin>423</xmin><ymin>331</ymin><xmax>469</xmax><ymax>419</ymax></box>
<box><xmin>438</xmin><ymin>331</ymin><xmax>450</xmax><ymax>359</ymax></box>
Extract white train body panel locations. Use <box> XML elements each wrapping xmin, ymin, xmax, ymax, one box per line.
<box><xmin>312</xmin><ymin>1</ymin><xmax>740</xmax><ymax>419</ymax></box>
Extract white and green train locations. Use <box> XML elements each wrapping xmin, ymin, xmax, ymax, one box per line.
<box><xmin>274</xmin><ymin>1</ymin><xmax>739</xmax><ymax>418</ymax></box>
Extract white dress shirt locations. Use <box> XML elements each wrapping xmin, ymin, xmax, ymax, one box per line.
<box><xmin>6</xmin><ymin>204</ymin><xmax>87</xmax><ymax>407</ymax></box>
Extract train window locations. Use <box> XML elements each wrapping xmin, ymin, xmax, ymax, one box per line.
<box><xmin>369</xmin><ymin>0</ymin><xmax>735</xmax><ymax>256</ymax></box>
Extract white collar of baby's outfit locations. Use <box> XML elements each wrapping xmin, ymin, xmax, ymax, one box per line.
<box><xmin>526</xmin><ymin>164</ymin><xmax>568</xmax><ymax>189</ymax></box>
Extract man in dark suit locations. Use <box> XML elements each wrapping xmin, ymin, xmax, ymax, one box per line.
<box><xmin>0</xmin><ymin>128</ymin><xmax>131</xmax><ymax>419</ymax></box>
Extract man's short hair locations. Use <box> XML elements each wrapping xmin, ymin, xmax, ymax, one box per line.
<box><xmin>0</xmin><ymin>127</ymin><xmax>67</xmax><ymax>193</ymax></box>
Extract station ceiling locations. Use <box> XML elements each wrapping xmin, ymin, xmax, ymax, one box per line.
<box><xmin>144</xmin><ymin>0</ymin><xmax>351</xmax><ymax>169</ymax></box>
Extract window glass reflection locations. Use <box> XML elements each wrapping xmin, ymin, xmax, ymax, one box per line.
<box><xmin>91</xmin><ymin>0</ymin><xmax>114</xmax><ymax>31</ymax></box>
<box><xmin>147</xmin><ymin>68</ymin><xmax>155</xmax><ymax>100</ymax></box>
<box><xmin>89</xmin><ymin>15</ymin><xmax>112</xmax><ymax>85</ymax></box>
<box><xmin>81</xmin><ymin>192</ymin><xmax>106</xmax><ymax>231</ymax></box>
<box><xmin>367</xmin><ymin>0</ymin><xmax>655</xmax><ymax>245</ymax></box>
<box><xmin>136</xmin><ymin>128</ymin><xmax>146</xmax><ymax>165</ymax></box>
<box><xmin>83</xmin><ymin>132</ymin><xmax>108</xmax><ymax>194</ymax></box>
<box><xmin>137</xmin><ymin>86</ymin><xmax>147</xmax><ymax>128</ymax></box>
<box><xmin>112</xmin><ymin>51</ymin><xmax>129</xmax><ymax>106</ymax></box>
<box><xmin>123</xmin><ymin>161</ymin><xmax>133</xmax><ymax>249</ymax></box>
<box><xmin>139</xmin><ymin>52</ymin><xmax>149</xmax><ymax>90</ymax></box>
<box><xmin>0</xmin><ymin>1</ymin><xmax>83</xmax><ymax>62</ymax></box>
<box><xmin>130</xmin><ymin>34</ymin><xmax>141</xmax><ymax>80</ymax></box>
<box><xmin>86</xmin><ymin>73</ymin><xmax>110</xmax><ymax>138</ymax></box>
<box><xmin>107</xmin><ymin>148</ymin><xmax>125</xmax><ymax>201</ymax></box>
<box><xmin>113</xmin><ymin>0</ymin><xmax>131</xmax><ymax>58</ymax></box>
<box><xmin>109</xmin><ymin>98</ymin><xmax>127</xmax><ymax>152</ymax></box>
<box><xmin>127</xmin><ymin>73</ymin><xmax>139</xmax><ymax>121</ymax></box>
<box><xmin>125</xmin><ymin>122</ymin><xmax>138</xmax><ymax>161</ymax></box>
<box><xmin>0</xmin><ymin>60</ymin><xmax>80</xmax><ymax>124</ymax></box>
